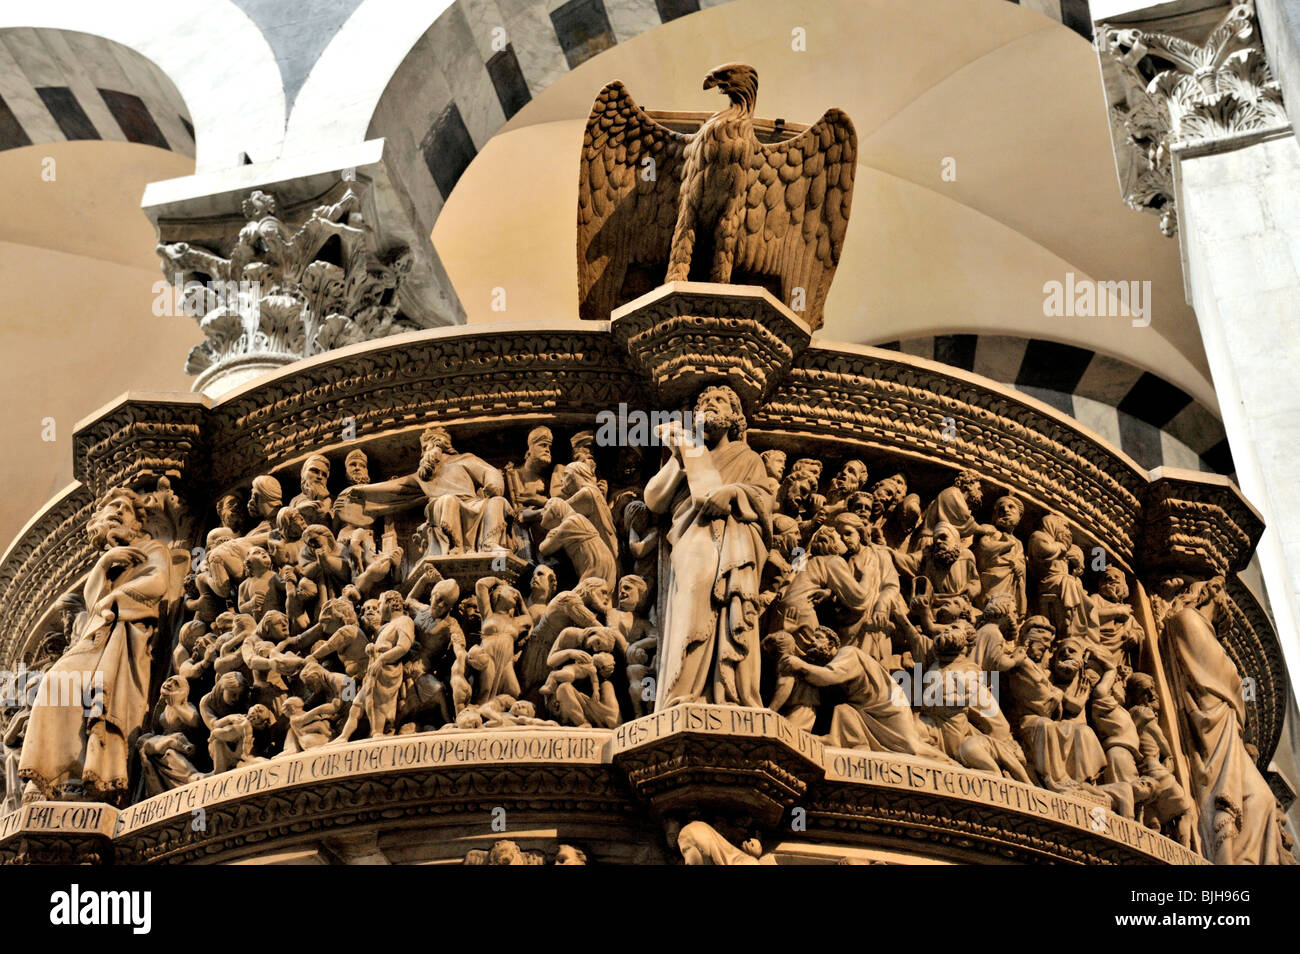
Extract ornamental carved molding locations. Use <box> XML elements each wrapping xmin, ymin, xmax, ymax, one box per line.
<box><xmin>1221</xmin><ymin>576</ymin><xmax>1285</xmax><ymax>759</ymax></box>
<box><xmin>203</xmin><ymin>327</ymin><xmax>642</xmax><ymax>491</ymax></box>
<box><xmin>0</xmin><ymin>721</ymin><xmax>1209</xmax><ymax>865</ymax></box>
<box><xmin>71</xmin><ymin>397</ymin><xmax>208</xmax><ymax>500</ymax></box>
<box><xmin>1095</xmin><ymin>0</ymin><xmax>1289</xmax><ymax>235</ymax></box>
<box><xmin>113</xmin><ymin>763</ymin><xmax>629</xmax><ymax>866</ymax></box>
<box><xmin>1141</xmin><ymin>470</ymin><xmax>1263</xmax><ymax>577</ymax></box>
<box><xmin>610</xmin><ymin>283</ymin><xmax>812</xmax><ymax>410</ymax></box>
<box><xmin>2</xmin><ymin>55</ymin><xmax>1292</xmax><ymax>868</ymax></box>
<box><xmin>807</xmin><ymin>786</ymin><xmax>1189</xmax><ymax>866</ymax></box>
<box><xmin>0</xmin><ymin>323</ymin><xmax>1287</xmax><ymax>815</ymax></box>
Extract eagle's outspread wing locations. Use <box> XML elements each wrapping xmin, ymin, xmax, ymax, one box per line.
<box><xmin>577</xmin><ymin>81</ymin><xmax>688</xmax><ymax>321</ymax></box>
<box><xmin>733</xmin><ymin>107</ymin><xmax>857</xmax><ymax>330</ymax></box>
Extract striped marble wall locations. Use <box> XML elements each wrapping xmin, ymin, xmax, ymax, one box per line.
<box><xmin>1008</xmin><ymin>0</ymin><xmax>1093</xmax><ymax>39</ymax></box>
<box><xmin>877</xmin><ymin>333</ymin><xmax>1234</xmax><ymax>477</ymax></box>
<box><xmin>357</xmin><ymin>0</ymin><xmax>1091</xmax><ymax>274</ymax></box>
<box><xmin>0</xmin><ymin>28</ymin><xmax>192</xmax><ymax>156</ymax></box>
<box><xmin>396</xmin><ymin>0</ymin><xmax>1089</xmax><ymax>201</ymax></box>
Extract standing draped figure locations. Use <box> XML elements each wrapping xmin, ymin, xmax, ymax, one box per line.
<box><xmin>1159</xmin><ymin>578</ymin><xmax>1294</xmax><ymax>865</ymax></box>
<box><xmin>645</xmin><ymin>386</ymin><xmax>771</xmax><ymax>709</ymax></box>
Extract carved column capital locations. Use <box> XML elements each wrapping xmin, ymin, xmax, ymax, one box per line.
<box><xmin>1095</xmin><ymin>0</ymin><xmax>1288</xmax><ymax>235</ymax></box>
<box><xmin>154</xmin><ymin>178</ymin><xmax>421</xmax><ymax>395</ymax></box>
<box><xmin>1140</xmin><ymin>468</ymin><xmax>1263</xmax><ymax>577</ymax></box>
<box><xmin>145</xmin><ymin>142</ymin><xmax>465</xmax><ymax>396</ymax></box>
<box><xmin>72</xmin><ymin>395</ymin><xmax>209</xmax><ymax>502</ymax></box>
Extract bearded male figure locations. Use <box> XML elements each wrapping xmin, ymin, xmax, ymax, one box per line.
<box><xmin>504</xmin><ymin>426</ymin><xmax>555</xmax><ymax>509</ymax></box>
<box><xmin>335</xmin><ymin>426</ymin><xmax>511</xmax><ymax>555</ymax></box>
<box><xmin>645</xmin><ymin>385</ymin><xmax>772</xmax><ymax>708</ymax></box>
<box><xmin>894</xmin><ymin>521</ymin><xmax>980</xmax><ymax>621</ymax></box>
<box><xmin>973</xmin><ymin>494</ymin><xmax>1027</xmax><ymax>615</ymax></box>
<box><xmin>289</xmin><ymin>454</ymin><xmax>332</xmax><ymax>525</ymax></box>
<box><xmin>1157</xmin><ymin>576</ymin><xmax>1294</xmax><ymax>864</ymax></box>
<box><xmin>20</xmin><ymin>488</ymin><xmax>182</xmax><ymax>805</ymax></box>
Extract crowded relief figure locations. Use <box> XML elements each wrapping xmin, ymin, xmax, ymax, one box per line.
<box><xmin>17</xmin><ymin>388</ymin><xmax>1289</xmax><ymax>863</ymax></box>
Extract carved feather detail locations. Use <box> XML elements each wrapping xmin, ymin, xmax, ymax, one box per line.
<box><xmin>577</xmin><ymin>66</ymin><xmax>856</xmax><ymax>330</ymax></box>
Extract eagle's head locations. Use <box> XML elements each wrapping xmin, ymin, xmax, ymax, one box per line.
<box><xmin>703</xmin><ymin>63</ymin><xmax>758</xmax><ymax>112</ymax></box>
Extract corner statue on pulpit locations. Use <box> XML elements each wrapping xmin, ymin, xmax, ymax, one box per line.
<box><xmin>646</xmin><ymin>385</ymin><xmax>772</xmax><ymax>708</ymax></box>
<box><xmin>19</xmin><ymin>487</ymin><xmax>185</xmax><ymax>805</ymax></box>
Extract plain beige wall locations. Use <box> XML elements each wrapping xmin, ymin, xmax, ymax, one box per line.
<box><xmin>0</xmin><ymin>141</ymin><xmax>200</xmax><ymax>552</ymax></box>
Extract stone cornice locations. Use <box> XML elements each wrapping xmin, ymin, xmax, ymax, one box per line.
<box><xmin>0</xmin><ymin>714</ymin><xmax>1204</xmax><ymax>865</ymax></box>
<box><xmin>71</xmin><ymin>392</ymin><xmax>209</xmax><ymax>499</ymax></box>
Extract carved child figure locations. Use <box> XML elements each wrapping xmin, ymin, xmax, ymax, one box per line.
<box><xmin>1126</xmin><ymin>672</ymin><xmax>1194</xmax><ymax>846</ymax></box>
<box><xmin>543</xmin><ymin>626</ymin><xmax>620</xmax><ymax>728</ymax></box>
<box><xmin>280</xmin><ymin>696</ymin><xmax>338</xmax><ymax>755</ymax></box>
<box><xmin>137</xmin><ymin>675</ymin><xmax>204</xmax><ymax>795</ymax></box>
<box><xmin>622</xmin><ymin>500</ymin><xmax>659</xmax><ymax>593</ymax></box>
<box><xmin>236</xmin><ymin>546</ymin><xmax>281</xmax><ymax>620</ymax></box>
<box><xmin>208</xmin><ymin>704</ymin><xmax>274</xmax><ymax>774</ymax></box>
<box><xmin>287</xmin><ymin>597</ymin><xmax>370</xmax><ymax>681</ymax></box>
<box><xmin>540</xmin><ymin>627</ymin><xmax>618</xmax><ymax>700</ymax></box>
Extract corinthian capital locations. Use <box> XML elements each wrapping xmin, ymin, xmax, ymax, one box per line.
<box><xmin>1095</xmin><ymin>1</ymin><xmax>1288</xmax><ymax>235</ymax></box>
<box><xmin>155</xmin><ymin>180</ymin><xmax>419</xmax><ymax>395</ymax></box>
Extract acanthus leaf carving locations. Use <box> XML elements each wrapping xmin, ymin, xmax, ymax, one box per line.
<box><xmin>1095</xmin><ymin>1</ymin><xmax>1288</xmax><ymax>236</ymax></box>
<box><xmin>156</xmin><ymin>184</ymin><xmax>418</xmax><ymax>389</ymax></box>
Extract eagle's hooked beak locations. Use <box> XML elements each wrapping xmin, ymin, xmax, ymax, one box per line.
<box><xmin>703</xmin><ymin>71</ymin><xmax>724</xmax><ymax>91</ymax></box>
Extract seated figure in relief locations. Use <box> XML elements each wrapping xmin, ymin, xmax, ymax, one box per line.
<box><xmin>334</xmin><ymin>426</ymin><xmax>511</xmax><ymax>556</ymax></box>
<box><xmin>1003</xmin><ymin>620</ymin><xmax>1106</xmax><ymax>794</ymax></box>
<box><xmin>776</xmin><ymin>626</ymin><xmax>950</xmax><ymax>761</ymax></box>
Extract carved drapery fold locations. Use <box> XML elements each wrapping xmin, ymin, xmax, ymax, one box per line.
<box><xmin>0</xmin><ymin>310</ymin><xmax>1288</xmax><ymax>864</ymax></box>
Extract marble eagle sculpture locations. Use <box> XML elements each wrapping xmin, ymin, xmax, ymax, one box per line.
<box><xmin>577</xmin><ymin>63</ymin><xmax>857</xmax><ymax>330</ymax></box>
